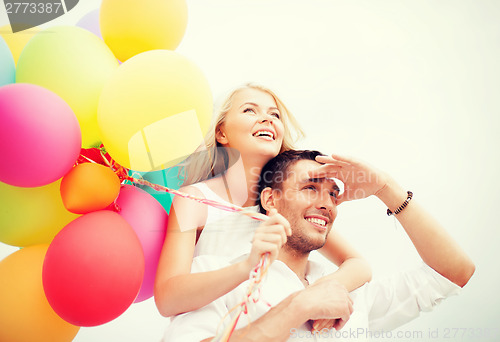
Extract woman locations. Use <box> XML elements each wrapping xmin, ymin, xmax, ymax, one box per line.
<box><xmin>154</xmin><ymin>83</ymin><xmax>371</xmax><ymax>330</ymax></box>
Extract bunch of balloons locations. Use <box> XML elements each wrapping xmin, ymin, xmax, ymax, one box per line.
<box><xmin>0</xmin><ymin>0</ymin><xmax>213</xmax><ymax>341</ymax></box>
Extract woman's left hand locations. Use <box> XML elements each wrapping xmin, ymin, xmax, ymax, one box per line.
<box><xmin>308</xmin><ymin>153</ymin><xmax>389</xmax><ymax>205</ymax></box>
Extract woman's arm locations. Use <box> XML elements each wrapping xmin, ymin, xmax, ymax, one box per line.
<box><xmin>154</xmin><ymin>187</ymin><xmax>290</xmax><ymax>317</ymax></box>
<box><xmin>319</xmin><ymin>230</ymin><xmax>372</xmax><ymax>291</ymax></box>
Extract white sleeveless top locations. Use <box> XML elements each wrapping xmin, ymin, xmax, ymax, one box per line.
<box><xmin>190</xmin><ymin>182</ymin><xmax>260</xmax><ymax>262</ymax></box>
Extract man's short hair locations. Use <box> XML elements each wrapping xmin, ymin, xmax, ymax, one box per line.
<box><xmin>257</xmin><ymin>150</ymin><xmax>325</xmax><ymax>214</ymax></box>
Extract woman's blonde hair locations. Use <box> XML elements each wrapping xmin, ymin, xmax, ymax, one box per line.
<box><xmin>180</xmin><ymin>83</ymin><xmax>304</xmax><ymax>186</ymax></box>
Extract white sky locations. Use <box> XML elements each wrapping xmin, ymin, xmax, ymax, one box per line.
<box><xmin>1</xmin><ymin>0</ymin><xmax>499</xmax><ymax>341</ymax></box>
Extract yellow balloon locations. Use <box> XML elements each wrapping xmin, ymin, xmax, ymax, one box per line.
<box><xmin>0</xmin><ymin>180</ymin><xmax>79</xmax><ymax>247</ymax></box>
<box><xmin>98</xmin><ymin>50</ymin><xmax>213</xmax><ymax>171</ymax></box>
<box><xmin>16</xmin><ymin>26</ymin><xmax>119</xmax><ymax>147</ymax></box>
<box><xmin>0</xmin><ymin>245</ymin><xmax>80</xmax><ymax>342</ymax></box>
<box><xmin>100</xmin><ymin>0</ymin><xmax>188</xmax><ymax>62</ymax></box>
<box><xmin>0</xmin><ymin>25</ymin><xmax>40</xmax><ymax>66</ymax></box>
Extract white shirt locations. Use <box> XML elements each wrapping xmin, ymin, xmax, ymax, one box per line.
<box><xmin>163</xmin><ymin>256</ymin><xmax>461</xmax><ymax>342</ymax></box>
<box><xmin>188</xmin><ymin>182</ymin><xmax>260</xmax><ymax>260</ymax></box>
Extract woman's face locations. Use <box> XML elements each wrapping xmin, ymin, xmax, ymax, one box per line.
<box><xmin>217</xmin><ymin>88</ymin><xmax>285</xmax><ymax>161</ymax></box>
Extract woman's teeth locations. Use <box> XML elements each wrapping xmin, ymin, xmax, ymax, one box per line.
<box><xmin>253</xmin><ymin>131</ymin><xmax>274</xmax><ymax>139</ymax></box>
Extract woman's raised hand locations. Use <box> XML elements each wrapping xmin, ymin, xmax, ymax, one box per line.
<box><xmin>308</xmin><ymin>153</ymin><xmax>389</xmax><ymax>205</ymax></box>
<box><xmin>244</xmin><ymin>209</ymin><xmax>291</xmax><ymax>271</ymax></box>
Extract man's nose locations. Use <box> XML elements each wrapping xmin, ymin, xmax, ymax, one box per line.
<box><xmin>315</xmin><ymin>189</ymin><xmax>336</xmax><ymax>212</ymax></box>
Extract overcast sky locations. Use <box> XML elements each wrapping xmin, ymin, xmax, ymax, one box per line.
<box><xmin>1</xmin><ymin>1</ymin><xmax>499</xmax><ymax>341</ymax></box>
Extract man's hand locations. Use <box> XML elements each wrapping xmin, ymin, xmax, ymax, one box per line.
<box><xmin>308</xmin><ymin>153</ymin><xmax>389</xmax><ymax>205</ymax></box>
<box><xmin>243</xmin><ymin>208</ymin><xmax>291</xmax><ymax>271</ymax></box>
<box><xmin>297</xmin><ymin>279</ymin><xmax>353</xmax><ymax>330</ymax></box>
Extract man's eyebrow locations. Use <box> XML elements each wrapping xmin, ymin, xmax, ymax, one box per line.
<box><xmin>302</xmin><ymin>177</ymin><xmax>340</xmax><ymax>191</ymax></box>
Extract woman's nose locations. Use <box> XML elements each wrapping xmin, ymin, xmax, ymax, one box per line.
<box><xmin>259</xmin><ymin>113</ymin><xmax>274</xmax><ymax>123</ymax></box>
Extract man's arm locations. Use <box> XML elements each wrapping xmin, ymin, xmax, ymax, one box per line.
<box><xmin>200</xmin><ymin>279</ymin><xmax>353</xmax><ymax>342</ymax></box>
<box><xmin>311</xmin><ymin>153</ymin><xmax>475</xmax><ymax>288</ymax></box>
<box><xmin>375</xmin><ymin>180</ymin><xmax>475</xmax><ymax>287</ymax></box>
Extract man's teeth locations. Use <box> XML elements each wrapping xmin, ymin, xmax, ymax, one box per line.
<box><xmin>305</xmin><ymin>217</ymin><xmax>327</xmax><ymax>227</ymax></box>
<box><xmin>253</xmin><ymin>131</ymin><xmax>274</xmax><ymax>139</ymax></box>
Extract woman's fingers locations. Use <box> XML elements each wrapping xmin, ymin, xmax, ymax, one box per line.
<box><xmin>312</xmin><ymin>319</ymin><xmax>334</xmax><ymax>332</ymax></box>
<box><xmin>251</xmin><ymin>240</ymin><xmax>280</xmax><ymax>261</ymax></box>
<box><xmin>254</xmin><ymin>226</ymin><xmax>287</xmax><ymax>246</ymax></box>
<box><xmin>266</xmin><ymin>210</ymin><xmax>292</xmax><ymax>236</ymax></box>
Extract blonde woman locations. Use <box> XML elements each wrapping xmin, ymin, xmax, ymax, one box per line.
<box><xmin>154</xmin><ymin>84</ymin><xmax>372</xmax><ymax>330</ymax></box>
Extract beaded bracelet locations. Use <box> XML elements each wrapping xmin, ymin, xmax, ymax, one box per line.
<box><xmin>387</xmin><ymin>191</ymin><xmax>413</xmax><ymax>216</ymax></box>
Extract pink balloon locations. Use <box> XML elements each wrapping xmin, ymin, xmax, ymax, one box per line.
<box><xmin>114</xmin><ymin>184</ymin><xmax>168</xmax><ymax>302</ymax></box>
<box><xmin>0</xmin><ymin>83</ymin><xmax>81</xmax><ymax>187</ymax></box>
<box><xmin>42</xmin><ymin>211</ymin><xmax>145</xmax><ymax>326</ymax></box>
<box><xmin>76</xmin><ymin>9</ymin><xmax>102</xmax><ymax>39</ymax></box>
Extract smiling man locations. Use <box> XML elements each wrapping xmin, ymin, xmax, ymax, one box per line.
<box><xmin>163</xmin><ymin>150</ymin><xmax>475</xmax><ymax>342</ymax></box>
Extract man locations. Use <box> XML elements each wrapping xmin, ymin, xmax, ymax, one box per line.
<box><xmin>163</xmin><ymin>150</ymin><xmax>475</xmax><ymax>341</ymax></box>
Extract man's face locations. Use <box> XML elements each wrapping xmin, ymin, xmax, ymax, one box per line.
<box><xmin>273</xmin><ymin>159</ymin><xmax>339</xmax><ymax>254</ymax></box>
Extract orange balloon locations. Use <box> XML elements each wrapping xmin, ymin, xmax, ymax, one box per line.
<box><xmin>0</xmin><ymin>245</ymin><xmax>80</xmax><ymax>342</ymax></box>
<box><xmin>60</xmin><ymin>163</ymin><xmax>121</xmax><ymax>214</ymax></box>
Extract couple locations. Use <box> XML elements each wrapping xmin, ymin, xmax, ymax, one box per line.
<box><xmin>162</xmin><ymin>149</ymin><xmax>475</xmax><ymax>341</ymax></box>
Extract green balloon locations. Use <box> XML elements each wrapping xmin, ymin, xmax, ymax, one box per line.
<box><xmin>0</xmin><ymin>180</ymin><xmax>79</xmax><ymax>247</ymax></box>
<box><xmin>0</xmin><ymin>36</ymin><xmax>15</xmax><ymax>87</ymax></box>
<box><xmin>128</xmin><ymin>166</ymin><xmax>184</xmax><ymax>214</ymax></box>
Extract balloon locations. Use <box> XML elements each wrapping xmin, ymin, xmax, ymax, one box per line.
<box><xmin>0</xmin><ymin>25</ymin><xmax>40</xmax><ymax>66</ymax></box>
<box><xmin>0</xmin><ymin>180</ymin><xmax>79</xmax><ymax>247</ymax></box>
<box><xmin>43</xmin><ymin>211</ymin><xmax>145</xmax><ymax>326</ymax></box>
<box><xmin>131</xmin><ymin>166</ymin><xmax>184</xmax><ymax>213</ymax></box>
<box><xmin>114</xmin><ymin>185</ymin><xmax>168</xmax><ymax>302</ymax></box>
<box><xmin>60</xmin><ymin>163</ymin><xmax>121</xmax><ymax>214</ymax></box>
<box><xmin>98</xmin><ymin>50</ymin><xmax>213</xmax><ymax>171</ymax></box>
<box><xmin>0</xmin><ymin>83</ymin><xmax>81</xmax><ymax>187</ymax></box>
<box><xmin>0</xmin><ymin>36</ymin><xmax>15</xmax><ymax>86</ymax></box>
<box><xmin>16</xmin><ymin>26</ymin><xmax>119</xmax><ymax>147</ymax></box>
<box><xmin>76</xmin><ymin>9</ymin><xmax>102</xmax><ymax>39</ymax></box>
<box><xmin>100</xmin><ymin>0</ymin><xmax>188</xmax><ymax>62</ymax></box>
<box><xmin>0</xmin><ymin>245</ymin><xmax>80</xmax><ymax>342</ymax></box>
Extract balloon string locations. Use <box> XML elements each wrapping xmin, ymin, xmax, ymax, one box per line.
<box><xmin>123</xmin><ymin>175</ymin><xmax>269</xmax><ymax>222</ymax></box>
<box><xmin>212</xmin><ymin>253</ymin><xmax>271</xmax><ymax>342</ymax></box>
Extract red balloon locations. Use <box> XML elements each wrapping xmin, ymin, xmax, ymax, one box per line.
<box><xmin>42</xmin><ymin>211</ymin><xmax>144</xmax><ymax>327</ymax></box>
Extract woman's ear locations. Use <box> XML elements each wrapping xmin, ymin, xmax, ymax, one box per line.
<box><xmin>260</xmin><ymin>187</ymin><xmax>278</xmax><ymax>213</ymax></box>
<box><xmin>215</xmin><ymin>127</ymin><xmax>228</xmax><ymax>145</ymax></box>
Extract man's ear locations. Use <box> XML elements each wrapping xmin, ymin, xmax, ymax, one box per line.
<box><xmin>260</xmin><ymin>187</ymin><xmax>278</xmax><ymax>213</ymax></box>
<box><xmin>215</xmin><ymin>127</ymin><xmax>228</xmax><ymax>145</ymax></box>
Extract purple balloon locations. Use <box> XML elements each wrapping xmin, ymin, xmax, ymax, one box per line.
<box><xmin>76</xmin><ymin>9</ymin><xmax>102</xmax><ymax>39</ymax></box>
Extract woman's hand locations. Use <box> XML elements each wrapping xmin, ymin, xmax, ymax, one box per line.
<box><xmin>312</xmin><ymin>318</ymin><xmax>336</xmax><ymax>333</ymax></box>
<box><xmin>308</xmin><ymin>153</ymin><xmax>390</xmax><ymax>205</ymax></box>
<box><xmin>243</xmin><ymin>209</ymin><xmax>291</xmax><ymax>272</ymax></box>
